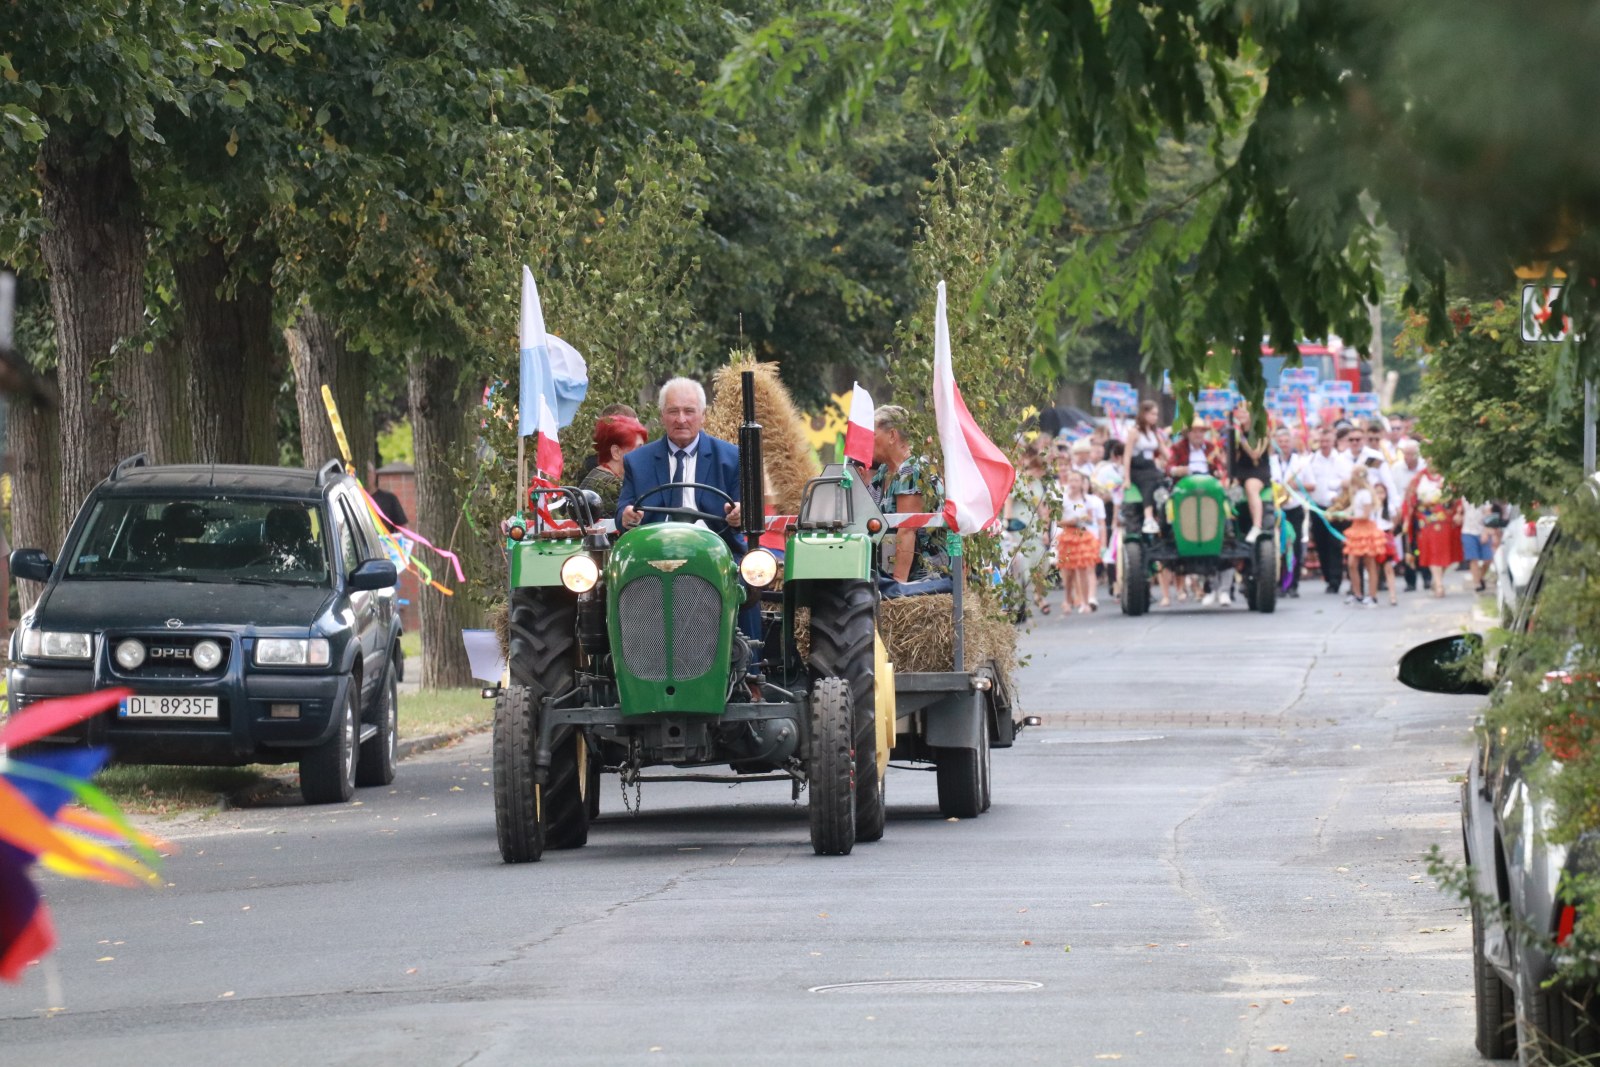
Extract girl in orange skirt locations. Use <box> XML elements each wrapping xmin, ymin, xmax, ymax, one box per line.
<box><xmin>1334</xmin><ymin>467</ymin><xmax>1385</xmax><ymax>607</ymax></box>
<box><xmin>1056</xmin><ymin>470</ymin><xmax>1103</xmax><ymax>614</ymax></box>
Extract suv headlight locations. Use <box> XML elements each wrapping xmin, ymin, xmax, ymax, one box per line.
<box><xmin>255</xmin><ymin>638</ymin><xmax>331</xmax><ymax>667</ymax></box>
<box><xmin>739</xmin><ymin>549</ymin><xmax>779</xmax><ymax>588</ymax></box>
<box><xmin>22</xmin><ymin>629</ymin><xmax>93</xmax><ymax>661</ymax></box>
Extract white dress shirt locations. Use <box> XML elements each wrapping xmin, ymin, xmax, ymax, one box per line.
<box><xmin>1304</xmin><ymin>448</ymin><xmax>1352</xmax><ymax>508</ymax></box>
<box><xmin>669</xmin><ymin>435</ymin><xmax>701</xmax><ymax>513</ymax></box>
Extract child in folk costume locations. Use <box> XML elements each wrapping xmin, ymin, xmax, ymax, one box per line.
<box><xmin>1334</xmin><ymin>467</ymin><xmax>1385</xmax><ymax>607</ymax></box>
<box><xmin>1056</xmin><ymin>469</ymin><xmax>1103</xmax><ymax>615</ymax></box>
<box><xmin>1372</xmin><ymin>479</ymin><xmax>1400</xmax><ymax>606</ymax></box>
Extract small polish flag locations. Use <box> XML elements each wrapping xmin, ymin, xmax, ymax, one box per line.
<box><xmin>843</xmin><ymin>382</ymin><xmax>875</xmax><ymax>466</ymax></box>
<box><xmin>535</xmin><ymin>394</ymin><xmax>562</xmax><ymax>479</ymax></box>
<box><xmin>932</xmin><ymin>281</ymin><xmax>1016</xmax><ymax>533</ymax></box>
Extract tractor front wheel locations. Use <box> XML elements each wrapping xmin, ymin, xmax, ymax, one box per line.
<box><xmin>493</xmin><ymin>684</ymin><xmax>546</xmax><ymax>863</ymax></box>
<box><xmin>1251</xmin><ymin>536</ymin><xmax>1278</xmax><ymax>614</ymax></box>
<box><xmin>807</xmin><ymin>580</ymin><xmax>883</xmax><ymax>843</ymax></box>
<box><xmin>808</xmin><ymin>677</ymin><xmax>857</xmax><ymax>856</ymax></box>
<box><xmin>1120</xmin><ymin>542</ymin><xmax>1149</xmax><ymax>616</ymax></box>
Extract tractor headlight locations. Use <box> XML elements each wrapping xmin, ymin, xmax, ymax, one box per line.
<box><xmin>739</xmin><ymin>549</ymin><xmax>779</xmax><ymax>588</ymax></box>
<box><xmin>561</xmin><ymin>553</ymin><xmax>599</xmax><ymax>593</ymax></box>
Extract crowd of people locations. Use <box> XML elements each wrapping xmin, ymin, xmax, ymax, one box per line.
<box><xmin>569</xmin><ymin>386</ymin><xmax>1501</xmax><ymax>622</ymax></box>
<box><xmin>1000</xmin><ymin>405</ymin><xmax>1502</xmax><ymax>616</ymax></box>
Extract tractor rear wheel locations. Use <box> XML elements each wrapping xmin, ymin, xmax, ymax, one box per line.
<box><xmin>808</xmin><ymin>677</ymin><xmax>857</xmax><ymax>856</ymax></box>
<box><xmin>807</xmin><ymin>580</ymin><xmax>883</xmax><ymax>843</ymax></box>
<box><xmin>936</xmin><ymin>724</ymin><xmax>988</xmax><ymax>819</ymax></box>
<box><xmin>1252</xmin><ymin>536</ymin><xmax>1278</xmax><ymax>614</ymax></box>
<box><xmin>1120</xmin><ymin>542</ymin><xmax>1149</xmax><ymax>616</ymax></box>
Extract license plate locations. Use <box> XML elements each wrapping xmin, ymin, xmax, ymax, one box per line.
<box><xmin>118</xmin><ymin>695</ymin><xmax>220</xmax><ymax>720</ymax></box>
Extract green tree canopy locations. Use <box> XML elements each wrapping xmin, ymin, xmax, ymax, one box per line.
<box><xmin>717</xmin><ymin>0</ymin><xmax>1600</xmax><ymax>400</ymax></box>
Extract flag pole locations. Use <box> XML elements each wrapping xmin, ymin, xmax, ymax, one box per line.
<box><xmin>517</xmin><ymin>435</ymin><xmax>527</xmax><ymax>517</ymax></box>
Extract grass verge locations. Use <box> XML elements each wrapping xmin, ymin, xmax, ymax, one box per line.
<box><xmin>399</xmin><ymin>687</ymin><xmax>493</xmax><ymax>740</ymax></box>
<box><xmin>89</xmin><ymin>688</ymin><xmax>493</xmax><ymax>814</ymax></box>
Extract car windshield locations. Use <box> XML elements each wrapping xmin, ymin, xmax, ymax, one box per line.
<box><xmin>65</xmin><ymin>496</ymin><xmax>331</xmax><ymax>585</ymax></box>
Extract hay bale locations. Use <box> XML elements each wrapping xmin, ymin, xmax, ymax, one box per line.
<box><xmin>879</xmin><ymin>592</ymin><xmax>1016</xmax><ymax>675</ymax></box>
<box><xmin>793</xmin><ymin>591</ymin><xmax>1016</xmax><ymax>678</ymax></box>
<box><xmin>704</xmin><ymin>353</ymin><xmax>821</xmax><ymax>516</ymax></box>
<box><xmin>487</xmin><ymin>599</ymin><xmax>510</xmax><ymax>657</ymax></box>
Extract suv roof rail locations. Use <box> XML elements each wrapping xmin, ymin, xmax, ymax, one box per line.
<box><xmin>315</xmin><ymin>459</ymin><xmax>347</xmax><ymax>487</ymax></box>
<box><xmin>109</xmin><ymin>453</ymin><xmax>149</xmax><ymax>482</ymax></box>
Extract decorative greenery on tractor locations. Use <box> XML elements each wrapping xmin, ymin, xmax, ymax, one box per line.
<box><xmin>1119</xmin><ymin>474</ymin><xmax>1278</xmax><ymax>615</ymax></box>
<box><xmin>490</xmin><ymin>371</ymin><xmax>1021</xmax><ymax>862</ymax></box>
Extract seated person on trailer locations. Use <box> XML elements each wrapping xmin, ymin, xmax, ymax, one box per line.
<box><xmin>868</xmin><ymin>404</ymin><xmax>951</xmax><ymax>597</ymax></box>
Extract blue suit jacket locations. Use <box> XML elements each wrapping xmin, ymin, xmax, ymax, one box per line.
<box><xmin>615</xmin><ymin>432</ymin><xmax>746</xmax><ymax>553</ymax></box>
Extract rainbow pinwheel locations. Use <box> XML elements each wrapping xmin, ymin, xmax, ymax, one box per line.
<box><xmin>1</xmin><ymin>688</ymin><xmax>167</xmax><ymax>982</ymax></box>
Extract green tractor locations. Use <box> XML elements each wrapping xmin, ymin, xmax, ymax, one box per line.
<box><xmin>1119</xmin><ymin>473</ymin><xmax>1278</xmax><ymax>615</ymax></box>
<box><xmin>491</xmin><ymin>372</ymin><xmax>1020</xmax><ymax>861</ymax></box>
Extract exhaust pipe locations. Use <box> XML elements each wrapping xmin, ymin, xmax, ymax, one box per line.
<box><xmin>738</xmin><ymin>370</ymin><xmax>765</xmax><ymax>539</ymax></box>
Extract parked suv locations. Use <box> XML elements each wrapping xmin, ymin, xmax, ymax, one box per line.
<box><xmin>7</xmin><ymin>455</ymin><xmax>402</xmax><ymax>804</ymax></box>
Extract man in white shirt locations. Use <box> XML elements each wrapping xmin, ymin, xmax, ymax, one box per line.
<box><xmin>1389</xmin><ymin>441</ymin><xmax>1429</xmax><ymax>591</ymax></box>
<box><xmin>1302</xmin><ymin>426</ymin><xmax>1352</xmax><ymax>593</ymax></box>
<box><xmin>1270</xmin><ymin>425</ymin><xmax>1311</xmax><ymax>597</ymax></box>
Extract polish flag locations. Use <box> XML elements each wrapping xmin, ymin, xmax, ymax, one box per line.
<box><xmin>843</xmin><ymin>382</ymin><xmax>875</xmax><ymax>466</ymax></box>
<box><xmin>932</xmin><ymin>281</ymin><xmax>1016</xmax><ymax>533</ymax></box>
<box><xmin>518</xmin><ymin>266</ymin><xmax>563</xmax><ymax>477</ymax></box>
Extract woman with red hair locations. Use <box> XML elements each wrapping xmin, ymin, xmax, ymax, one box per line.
<box><xmin>580</xmin><ymin>414</ymin><xmax>647</xmax><ymax>520</ymax></box>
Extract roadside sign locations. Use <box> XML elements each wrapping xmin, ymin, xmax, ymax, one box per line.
<box><xmin>1522</xmin><ymin>284</ymin><xmax>1572</xmax><ymax>342</ymax></box>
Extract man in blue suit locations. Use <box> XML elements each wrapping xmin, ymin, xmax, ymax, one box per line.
<box><xmin>617</xmin><ymin>377</ymin><xmax>745</xmax><ymax>550</ymax></box>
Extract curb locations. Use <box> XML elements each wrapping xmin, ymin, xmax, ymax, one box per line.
<box><xmin>221</xmin><ymin>721</ymin><xmax>493</xmax><ymax>809</ymax></box>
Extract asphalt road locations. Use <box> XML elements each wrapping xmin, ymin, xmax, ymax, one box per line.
<box><xmin>0</xmin><ymin>586</ymin><xmax>1488</xmax><ymax>1066</ymax></box>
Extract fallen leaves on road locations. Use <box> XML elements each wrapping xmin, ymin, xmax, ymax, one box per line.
<box><xmin>95</xmin><ymin>957</ymin><xmax>114</xmax><ymax>963</ymax></box>
<box><xmin>1094</xmin><ymin>1055</ymin><xmax>1122</xmax><ymax>1061</ymax></box>
<box><xmin>1268</xmin><ymin>1045</ymin><xmax>1288</xmax><ymax>1052</ymax></box>
<box><xmin>1282</xmin><ymin>998</ymin><xmax>1294</xmax><ymax>1004</ymax></box>
<box><xmin>218</xmin><ymin>991</ymin><xmax>234</xmax><ymax>999</ymax></box>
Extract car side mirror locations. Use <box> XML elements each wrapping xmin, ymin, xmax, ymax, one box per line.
<box><xmin>10</xmin><ymin>548</ymin><xmax>53</xmax><ymax>583</ymax></box>
<box><xmin>1397</xmin><ymin>633</ymin><xmax>1491</xmax><ymax>696</ymax></box>
<box><xmin>348</xmin><ymin>558</ymin><xmax>398</xmax><ymax>591</ymax></box>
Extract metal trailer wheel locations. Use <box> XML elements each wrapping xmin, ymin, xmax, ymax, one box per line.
<box><xmin>808</xmin><ymin>677</ymin><xmax>857</xmax><ymax>856</ymax></box>
<box><xmin>936</xmin><ymin>724</ymin><xmax>988</xmax><ymax>819</ymax></box>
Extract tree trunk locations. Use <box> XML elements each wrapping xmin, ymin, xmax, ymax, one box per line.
<box><xmin>174</xmin><ymin>243</ymin><xmax>246</xmax><ymax>463</ymax></box>
<box><xmin>38</xmin><ymin>129</ymin><xmax>142</xmax><ymax>508</ymax></box>
<box><xmin>238</xmin><ymin>272</ymin><xmax>281</xmax><ymax>466</ymax></box>
<box><xmin>407</xmin><ymin>353</ymin><xmax>475</xmax><ymax>688</ymax></box>
<box><xmin>115</xmin><ymin>333</ymin><xmax>190</xmax><ymax>465</ymax></box>
<box><xmin>286</xmin><ymin>304</ymin><xmax>372</xmax><ymax>472</ymax></box>
<box><xmin>8</xmin><ymin>381</ymin><xmax>60</xmax><ymax>616</ymax></box>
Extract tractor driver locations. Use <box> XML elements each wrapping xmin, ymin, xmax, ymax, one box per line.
<box><xmin>617</xmin><ymin>377</ymin><xmax>744</xmax><ymax>541</ymax></box>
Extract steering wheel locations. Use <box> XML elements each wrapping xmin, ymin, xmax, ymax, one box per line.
<box><xmin>631</xmin><ymin>482</ymin><xmax>735</xmax><ymax>527</ymax></box>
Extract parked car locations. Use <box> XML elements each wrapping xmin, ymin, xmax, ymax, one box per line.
<box><xmin>7</xmin><ymin>455</ymin><xmax>402</xmax><ymax>804</ymax></box>
<box><xmin>1400</xmin><ymin>526</ymin><xmax>1600</xmax><ymax>1062</ymax></box>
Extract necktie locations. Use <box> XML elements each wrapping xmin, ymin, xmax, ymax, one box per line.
<box><xmin>673</xmin><ymin>449</ymin><xmax>688</xmax><ymax>508</ymax></box>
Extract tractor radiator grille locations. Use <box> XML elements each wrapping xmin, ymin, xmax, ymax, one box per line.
<box><xmin>670</xmin><ymin>575</ymin><xmax>721</xmax><ymax>678</ymax></box>
<box><xmin>618</xmin><ymin>577</ymin><xmax>668</xmax><ymax>681</ymax></box>
<box><xmin>1176</xmin><ymin>495</ymin><xmax>1221</xmax><ymax>543</ymax></box>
